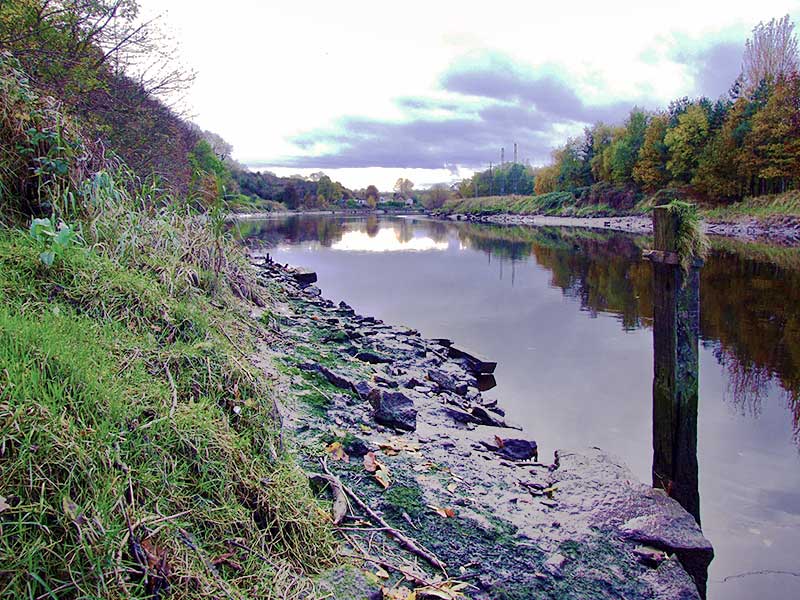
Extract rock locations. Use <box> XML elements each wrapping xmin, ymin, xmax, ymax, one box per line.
<box><xmin>441</xmin><ymin>406</ymin><xmax>481</xmax><ymax>425</ymax></box>
<box><xmin>470</xmin><ymin>406</ymin><xmax>508</xmax><ymax>428</ymax></box>
<box><xmin>404</xmin><ymin>377</ymin><xmax>425</xmax><ymax>389</ymax></box>
<box><xmin>303</xmin><ymin>285</ymin><xmax>322</xmax><ymax>297</ymax></box>
<box><xmin>543</xmin><ymin>553</ymin><xmax>567</xmax><ymax>578</ymax></box>
<box><xmin>497</xmin><ymin>439</ymin><xmax>538</xmax><ymax>461</ymax></box>
<box><xmin>373</xmin><ymin>391</ymin><xmax>417</xmax><ymax>431</ymax></box>
<box><xmin>374</xmin><ymin>375</ymin><xmax>399</xmax><ymax>389</ymax></box>
<box><xmin>301</xmin><ymin>362</ymin><xmax>355</xmax><ymax>393</ymax></box>
<box><xmin>447</xmin><ymin>346</ymin><xmax>497</xmax><ymax>374</ymax></box>
<box><xmin>342</xmin><ymin>437</ymin><xmax>370</xmax><ymax>457</ymax></box>
<box><xmin>291</xmin><ymin>270</ymin><xmax>317</xmax><ymax>287</ymax></box>
<box><xmin>355</xmin><ymin>351</ymin><xmax>392</xmax><ymax>364</ymax></box>
<box><xmin>621</xmin><ymin>513</ymin><xmax>713</xmax><ymax>595</ymax></box>
<box><xmin>427</xmin><ymin>369</ymin><xmax>469</xmax><ymax>396</ymax></box>
<box><xmin>354</xmin><ymin>381</ymin><xmax>381</xmax><ymax>405</ymax></box>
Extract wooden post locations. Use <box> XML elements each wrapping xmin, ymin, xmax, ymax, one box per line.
<box><xmin>648</xmin><ymin>205</ymin><xmax>705</xmax><ymax>595</ymax></box>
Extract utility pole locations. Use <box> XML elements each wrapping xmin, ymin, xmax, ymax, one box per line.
<box><xmin>513</xmin><ymin>143</ymin><xmax>517</xmax><ymax>164</ymax></box>
<box><xmin>500</xmin><ymin>147</ymin><xmax>504</xmax><ymax>166</ymax></box>
<box><xmin>489</xmin><ymin>162</ymin><xmax>493</xmax><ymax>196</ymax></box>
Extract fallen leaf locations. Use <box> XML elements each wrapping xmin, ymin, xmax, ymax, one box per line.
<box><xmin>446</xmin><ymin>482</ymin><xmax>458</xmax><ymax>493</ymax></box>
<box><xmin>0</xmin><ymin>496</ymin><xmax>10</xmax><ymax>514</ymax></box>
<box><xmin>325</xmin><ymin>441</ymin><xmax>350</xmax><ymax>462</ymax></box>
<box><xmin>375</xmin><ymin>466</ymin><xmax>392</xmax><ymax>489</ymax></box>
<box><xmin>379</xmin><ymin>437</ymin><xmax>420</xmax><ymax>455</ymax></box>
<box><xmin>383</xmin><ymin>586</ymin><xmax>417</xmax><ymax>600</ymax></box>
<box><xmin>494</xmin><ymin>435</ymin><xmax>505</xmax><ymax>448</ymax></box>
<box><xmin>375</xmin><ymin>566</ymin><xmax>390</xmax><ymax>579</ymax></box>
<box><xmin>363</xmin><ymin>451</ymin><xmax>380</xmax><ymax>473</ymax></box>
<box><xmin>542</xmin><ymin>485</ymin><xmax>559</xmax><ymax>497</ymax></box>
<box><xmin>415</xmin><ymin>580</ymin><xmax>469</xmax><ymax>599</ymax></box>
<box><xmin>331</xmin><ymin>427</ymin><xmax>347</xmax><ymax>438</ymax></box>
<box><xmin>428</xmin><ymin>505</ymin><xmax>456</xmax><ymax>518</ymax></box>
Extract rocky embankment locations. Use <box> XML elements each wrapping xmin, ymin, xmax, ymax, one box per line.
<box><xmin>446</xmin><ymin>212</ymin><xmax>800</xmax><ymax>244</ymax></box>
<box><xmin>252</xmin><ymin>256</ymin><xmax>713</xmax><ymax>599</ymax></box>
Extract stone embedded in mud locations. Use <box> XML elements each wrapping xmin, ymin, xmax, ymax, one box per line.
<box><xmin>427</xmin><ymin>369</ymin><xmax>469</xmax><ymax>396</ymax></box>
<box><xmin>355</xmin><ymin>351</ymin><xmax>392</xmax><ymax>364</ymax></box>
<box><xmin>620</xmin><ymin>512</ymin><xmax>713</xmax><ymax>595</ymax></box>
<box><xmin>301</xmin><ymin>362</ymin><xmax>355</xmax><ymax>393</ymax></box>
<box><xmin>354</xmin><ymin>381</ymin><xmax>381</xmax><ymax>405</ymax></box>
<box><xmin>343</xmin><ymin>436</ymin><xmax>370</xmax><ymax>457</ymax></box>
<box><xmin>497</xmin><ymin>438</ymin><xmax>538</xmax><ymax>461</ymax></box>
<box><xmin>543</xmin><ymin>553</ymin><xmax>567</xmax><ymax>578</ymax></box>
<box><xmin>441</xmin><ymin>405</ymin><xmax>481</xmax><ymax>425</ymax></box>
<box><xmin>373</xmin><ymin>391</ymin><xmax>417</xmax><ymax>431</ymax></box>
<box><xmin>470</xmin><ymin>406</ymin><xmax>508</xmax><ymax>428</ymax></box>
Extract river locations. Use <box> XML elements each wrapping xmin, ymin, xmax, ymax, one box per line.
<box><xmin>235</xmin><ymin>213</ymin><xmax>800</xmax><ymax>600</ymax></box>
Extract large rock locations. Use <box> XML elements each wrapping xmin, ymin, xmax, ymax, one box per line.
<box><xmin>373</xmin><ymin>391</ymin><xmax>417</xmax><ymax>431</ymax></box>
<box><xmin>447</xmin><ymin>346</ymin><xmax>497</xmax><ymax>374</ymax></box>
<box><xmin>621</xmin><ymin>513</ymin><xmax>714</xmax><ymax>595</ymax></box>
<box><xmin>291</xmin><ymin>269</ymin><xmax>317</xmax><ymax>287</ymax></box>
<box><xmin>494</xmin><ymin>438</ymin><xmax>538</xmax><ymax>461</ymax></box>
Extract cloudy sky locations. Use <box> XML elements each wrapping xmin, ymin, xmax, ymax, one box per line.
<box><xmin>140</xmin><ymin>1</ymin><xmax>800</xmax><ymax>189</ymax></box>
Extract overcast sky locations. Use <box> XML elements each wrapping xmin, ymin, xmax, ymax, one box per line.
<box><xmin>139</xmin><ymin>1</ymin><xmax>800</xmax><ymax>189</ymax></box>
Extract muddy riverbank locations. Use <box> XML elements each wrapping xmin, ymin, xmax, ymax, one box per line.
<box><xmin>442</xmin><ymin>212</ymin><xmax>800</xmax><ymax>244</ymax></box>
<box><xmin>251</xmin><ymin>255</ymin><xmax>713</xmax><ymax>599</ymax></box>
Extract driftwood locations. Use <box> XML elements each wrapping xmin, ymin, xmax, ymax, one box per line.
<box><xmin>320</xmin><ymin>459</ymin><xmax>447</xmax><ymax>572</ymax></box>
<box><xmin>307</xmin><ymin>472</ymin><xmax>348</xmax><ymax>524</ymax></box>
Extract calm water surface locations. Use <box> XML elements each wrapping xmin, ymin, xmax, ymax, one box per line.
<box><xmin>236</xmin><ymin>214</ymin><xmax>800</xmax><ymax>600</ymax></box>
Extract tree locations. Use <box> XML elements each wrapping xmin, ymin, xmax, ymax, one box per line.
<box><xmin>693</xmin><ymin>98</ymin><xmax>749</xmax><ymax>199</ymax></box>
<box><xmin>743</xmin><ymin>15</ymin><xmax>799</xmax><ymax>93</ymax></box>
<box><xmin>422</xmin><ymin>184</ymin><xmax>451</xmax><ymax>209</ymax></box>
<box><xmin>282</xmin><ymin>183</ymin><xmax>299</xmax><ymax>209</ymax></box>
<box><xmin>365</xmin><ymin>184</ymin><xmax>379</xmax><ymax>206</ymax></box>
<box><xmin>664</xmin><ymin>104</ymin><xmax>710</xmax><ymax>183</ymax></box>
<box><xmin>393</xmin><ymin>178</ymin><xmax>414</xmax><ymax>198</ymax></box>
<box><xmin>608</xmin><ymin>109</ymin><xmax>648</xmax><ymax>185</ymax></box>
<box><xmin>742</xmin><ymin>74</ymin><xmax>800</xmax><ymax>194</ymax></box>
<box><xmin>633</xmin><ymin>114</ymin><xmax>670</xmax><ymax>192</ymax></box>
<box><xmin>533</xmin><ymin>164</ymin><xmax>558</xmax><ymax>194</ymax></box>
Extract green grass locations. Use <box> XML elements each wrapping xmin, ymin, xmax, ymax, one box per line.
<box><xmin>0</xmin><ymin>232</ymin><xmax>334</xmax><ymax>599</ymax></box>
<box><xmin>700</xmin><ymin>190</ymin><xmax>800</xmax><ymax>221</ymax></box>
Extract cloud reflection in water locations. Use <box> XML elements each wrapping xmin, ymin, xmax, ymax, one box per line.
<box><xmin>332</xmin><ymin>228</ymin><xmax>448</xmax><ymax>252</ymax></box>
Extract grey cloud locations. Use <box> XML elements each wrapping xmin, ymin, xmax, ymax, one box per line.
<box><xmin>673</xmin><ymin>39</ymin><xmax>743</xmax><ymax>99</ymax></box>
<box><xmin>441</xmin><ymin>52</ymin><xmax>633</xmax><ymax>124</ymax></box>
<box><xmin>272</xmin><ymin>112</ymin><xmax>557</xmax><ymax>170</ymax></box>
<box><xmin>275</xmin><ymin>52</ymin><xmax>640</xmax><ymax>169</ymax></box>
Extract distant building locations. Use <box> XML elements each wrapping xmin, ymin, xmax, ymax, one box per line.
<box><xmin>404</xmin><ymin>197</ymin><xmax>414</xmax><ymax>206</ymax></box>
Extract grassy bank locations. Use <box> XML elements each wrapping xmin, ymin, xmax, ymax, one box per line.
<box><xmin>438</xmin><ymin>189</ymin><xmax>800</xmax><ymax>224</ymax></box>
<box><xmin>0</xmin><ymin>221</ymin><xmax>335</xmax><ymax>598</ymax></box>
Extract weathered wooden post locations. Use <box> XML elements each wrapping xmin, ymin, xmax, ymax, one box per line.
<box><xmin>645</xmin><ymin>204</ymin><xmax>706</xmax><ymax>596</ymax></box>
<box><xmin>646</xmin><ymin>205</ymin><xmax>701</xmax><ymax>523</ymax></box>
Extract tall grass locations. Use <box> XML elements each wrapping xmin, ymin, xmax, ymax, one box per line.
<box><xmin>0</xmin><ymin>51</ymin><xmax>335</xmax><ymax>598</ymax></box>
<box><xmin>0</xmin><ymin>231</ymin><xmax>335</xmax><ymax>599</ymax></box>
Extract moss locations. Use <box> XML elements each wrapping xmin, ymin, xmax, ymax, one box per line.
<box><xmin>383</xmin><ymin>485</ymin><xmax>426</xmax><ymax>519</ymax></box>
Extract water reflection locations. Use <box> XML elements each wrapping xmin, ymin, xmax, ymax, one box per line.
<box><xmin>232</xmin><ymin>214</ymin><xmax>800</xmax><ymax>438</ymax></box>
<box><xmin>332</xmin><ymin>228</ymin><xmax>448</xmax><ymax>252</ymax></box>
